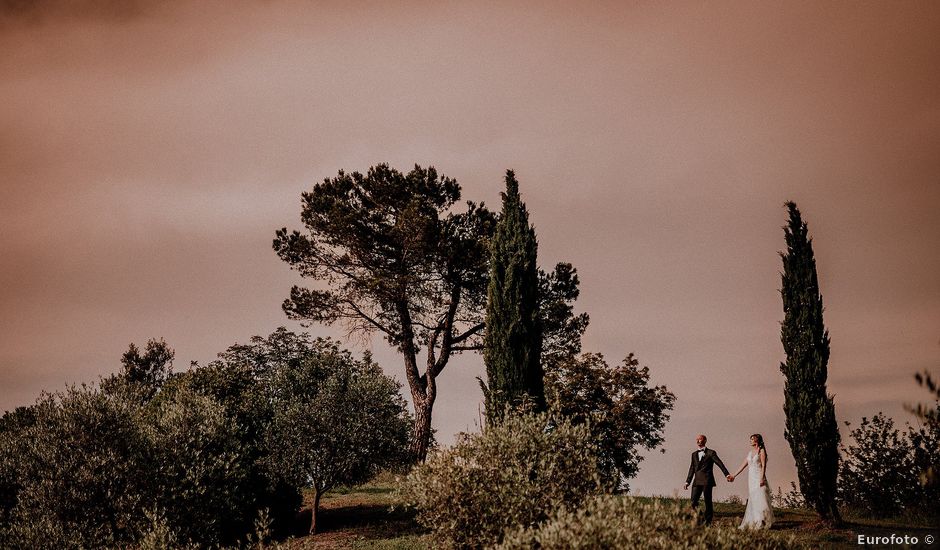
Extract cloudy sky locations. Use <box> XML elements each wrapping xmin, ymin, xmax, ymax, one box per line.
<box><xmin>1</xmin><ymin>0</ymin><xmax>938</xmax><ymax>497</ymax></box>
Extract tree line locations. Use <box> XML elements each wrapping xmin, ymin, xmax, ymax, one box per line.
<box><xmin>272</xmin><ymin>164</ymin><xmax>674</xmax><ymax>472</ymax></box>
<box><xmin>0</xmin><ymin>330</ymin><xmax>412</xmax><ymax>547</ymax></box>
<box><xmin>1</xmin><ymin>162</ymin><xmax>934</xmax><ymax>547</ymax></box>
<box><xmin>0</xmin><ymin>164</ymin><xmax>676</xmax><ymax>547</ymax></box>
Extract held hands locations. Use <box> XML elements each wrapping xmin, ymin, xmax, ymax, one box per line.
<box><xmin>727</xmin><ymin>474</ymin><xmax>734</xmax><ymax>482</ymax></box>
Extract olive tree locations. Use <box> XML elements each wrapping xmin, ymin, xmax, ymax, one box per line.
<box><xmin>262</xmin><ymin>339</ymin><xmax>411</xmax><ymax>534</ymax></box>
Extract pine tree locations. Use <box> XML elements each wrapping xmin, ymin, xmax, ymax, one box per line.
<box><xmin>779</xmin><ymin>201</ymin><xmax>842</xmax><ymax>524</ymax></box>
<box><xmin>482</xmin><ymin>170</ymin><xmax>544</xmax><ymax>419</ymax></box>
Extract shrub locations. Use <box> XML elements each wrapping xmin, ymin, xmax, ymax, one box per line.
<box><xmin>0</xmin><ymin>406</ymin><xmax>36</xmax><ymax>527</ymax></box>
<box><xmin>1</xmin><ymin>330</ymin><xmax>415</xmax><ymax>547</ymax></box>
<box><xmin>177</xmin><ymin>356</ymin><xmax>303</xmax><ymax>536</ymax></box>
<box><xmin>0</xmin><ymin>384</ymin><xmax>256</xmax><ymax>549</ymax></box>
<box><xmin>497</xmin><ymin>495</ymin><xmax>803</xmax><ymax>550</ymax></box>
<box><xmin>137</xmin><ymin>511</ymin><xmax>198</xmax><ymax>550</ymax></box>
<box><xmin>401</xmin><ymin>412</ymin><xmax>614</xmax><ymax>549</ymax></box>
<box><xmin>907</xmin><ymin>410</ymin><xmax>940</xmax><ymax>517</ymax></box>
<box><xmin>142</xmin><ymin>385</ymin><xmax>251</xmax><ymax>546</ymax></box>
<box><xmin>774</xmin><ymin>482</ymin><xmax>808</xmax><ymax>510</ymax></box>
<box><xmin>838</xmin><ymin>413</ymin><xmax>922</xmax><ymax>517</ymax></box>
<box><xmin>2</xmin><ymin>387</ymin><xmax>151</xmax><ymax>549</ymax></box>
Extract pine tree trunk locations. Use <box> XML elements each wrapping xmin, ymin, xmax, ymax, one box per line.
<box><xmin>410</xmin><ymin>395</ymin><xmax>434</xmax><ymax>462</ymax></box>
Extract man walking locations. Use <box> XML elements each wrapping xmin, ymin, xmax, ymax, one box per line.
<box><xmin>684</xmin><ymin>434</ymin><xmax>731</xmax><ymax>524</ymax></box>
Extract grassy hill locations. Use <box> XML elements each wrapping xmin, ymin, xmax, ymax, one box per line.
<box><xmin>274</xmin><ymin>478</ymin><xmax>937</xmax><ymax>549</ymax></box>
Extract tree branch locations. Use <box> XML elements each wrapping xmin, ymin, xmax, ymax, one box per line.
<box><xmin>451</xmin><ymin>344</ymin><xmax>483</xmax><ymax>352</ymax></box>
<box><xmin>343</xmin><ymin>299</ymin><xmax>397</xmax><ymax>339</ymax></box>
<box><xmin>432</xmin><ymin>285</ymin><xmax>463</xmax><ymax>378</ymax></box>
<box><xmin>452</xmin><ymin>322</ymin><xmax>485</xmax><ymax>344</ymax></box>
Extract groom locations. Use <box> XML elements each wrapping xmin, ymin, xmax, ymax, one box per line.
<box><xmin>684</xmin><ymin>434</ymin><xmax>730</xmax><ymax>525</ymax></box>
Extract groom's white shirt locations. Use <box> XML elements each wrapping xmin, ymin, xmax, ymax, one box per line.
<box><xmin>695</xmin><ymin>447</ymin><xmax>705</xmax><ymax>461</ymax></box>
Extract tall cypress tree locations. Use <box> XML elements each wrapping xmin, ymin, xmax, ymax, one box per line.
<box><xmin>482</xmin><ymin>170</ymin><xmax>544</xmax><ymax>419</ymax></box>
<box><xmin>779</xmin><ymin>201</ymin><xmax>842</xmax><ymax>524</ymax></box>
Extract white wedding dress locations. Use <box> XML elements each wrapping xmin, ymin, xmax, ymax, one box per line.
<box><xmin>739</xmin><ymin>450</ymin><xmax>774</xmax><ymax>530</ymax></box>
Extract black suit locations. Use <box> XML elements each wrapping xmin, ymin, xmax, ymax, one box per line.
<box><xmin>685</xmin><ymin>447</ymin><xmax>730</xmax><ymax>524</ymax></box>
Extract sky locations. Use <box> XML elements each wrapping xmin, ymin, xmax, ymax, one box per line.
<box><xmin>1</xmin><ymin>0</ymin><xmax>938</xmax><ymax>498</ymax></box>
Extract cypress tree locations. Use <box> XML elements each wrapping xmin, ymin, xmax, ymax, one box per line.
<box><xmin>482</xmin><ymin>170</ymin><xmax>544</xmax><ymax>420</ymax></box>
<box><xmin>779</xmin><ymin>201</ymin><xmax>842</xmax><ymax>524</ymax></box>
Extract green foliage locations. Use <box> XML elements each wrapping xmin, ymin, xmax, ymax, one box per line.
<box><xmin>838</xmin><ymin>414</ymin><xmax>917</xmax><ymax>516</ymax></box>
<box><xmin>263</xmin><ymin>340</ymin><xmax>412</xmax><ymax>533</ymax></box>
<box><xmin>839</xmin><ymin>412</ymin><xmax>940</xmax><ymax>519</ymax></box>
<box><xmin>274</xmin><ymin>163</ymin><xmax>496</xmax><ymax>461</ymax></box>
<box><xmin>497</xmin><ymin>495</ymin><xmax>803</xmax><ymax>549</ymax></box>
<box><xmin>142</xmin><ymin>385</ymin><xmax>251</xmax><ymax>545</ymax></box>
<box><xmin>1</xmin><ymin>387</ymin><xmax>152</xmax><ymax>549</ymax></box>
<box><xmin>100</xmin><ymin>339</ymin><xmax>175</xmax><ymax>399</ymax></box>
<box><xmin>483</xmin><ymin>170</ymin><xmax>544</xmax><ymax>418</ymax></box>
<box><xmin>544</xmin><ymin>352</ymin><xmax>674</xmax><ymax>486</ymax></box>
<box><xmin>779</xmin><ymin>201</ymin><xmax>841</xmax><ymax>523</ymax></box>
<box><xmin>121</xmin><ymin>339</ymin><xmax>175</xmax><ymax>387</ymax></box>
<box><xmin>0</xmin><ymin>406</ymin><xmax>35</xmax><ymax>527</ymax></box>
<box><xmin>180</xmin><ymin>328</ymin><xmax>315</xmax><ymax>532</ymax></box>
<box><xmin>137</xmin><ymin>510</ymin><xmax>198</xmax><ymax>550</ymax></box>
<box><xmin>775</xmin><ymin>482</ymin><xmax>808</xmax><ymax>509</ymax></box>
<box><xmin>907</xmin><ymin>369</ymin><xmax>940</xmax><ymax>488</ymax></box>
<box><xmin>0</xmin><ymin>385</ymin><xmax>259</xmax><ymax>548</ymax></box>
<box><xmin>0</xmin><ymin>328</ymin><xmax>411</xmax><ymax>547</ymax></box>
<box><xmin>401</xmin><ymin>412</ymin><xmax>614</xmax><ymax>549</ymax></box>
<box><xmin>538</xmin><ymin>262</ymin><xmax>589</xmax><ymax>369</ymax></box>
<box><xmin>907</xmin><ymin>407</ymin><xmax>940</xmax><ymax>501</ymax></box>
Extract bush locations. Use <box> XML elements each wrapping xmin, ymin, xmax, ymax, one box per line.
<box><xmin>0</xmin><ymin>385</ymin><xmax>256</xmax><ymax>549</ymax></box>
<box><xmin>774</xmin><ymin>482</ymin><xmax>808</xmax><ymax>510</ymax></box>
<box><xmin>2</xmin><ymin>387</ymin><xmax>152</xmax><ymax>549</ymax></box>
<box><xmin>137</xmin><ymin>511</ymin><xmax>198</xmax><ymax>550</ymax></box>
<box><xmin>907</xmin><ymin>411</ymin><xmax>940</xmax><ymax>517</ymax></box>
<box><xmin>401</xmin><ymin>412</ymin><xmax>614</xmax><ymax>549</ymax></box>
<box><xmin>497</xmin><ymin>495</ymin><xmax>803</xmax><ymax>550</ymax></box>
<box><xmin>177</xmin><ymin>352</ymin><xmax>303</xmax><ymax>536</ymax></box>
<box><xmin>0</xmin><ymin>406</ymin><xmax>36</xmax><ymax>527</ymax></box>
<box><xmin>142</xmin><ymin>385</ymin><xmax>251</xmax><ymax>546</ymax></box>
<box><xmin>838</xmin><ymin>413</ymin><xmax>931</xmax><ymax>518</ymax></box>
<box><xmin>0</xmin><ymin>330</ymin><xmax>414</xmax><ymax>547</ymax></box>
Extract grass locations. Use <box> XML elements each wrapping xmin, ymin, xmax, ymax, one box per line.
<box><xmin>276</xmin><ymin>477</ymin><xmax>430</xmax><ymax>549</ymax></box>
<box><xmin>273</xmin><ymin>480</ymin><xmax>938</xmax><ymax>549</ymax></box>
<box><xmin>707</xmin><ymin>500</ymin><xmax>936</xmax><ymax>548</ymax></box>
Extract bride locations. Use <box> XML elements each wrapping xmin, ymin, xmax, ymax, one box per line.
<box><xmin>729</xmin><ymin>433</ymin><xmax>774</xmax><ymax>529</ymax></box>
